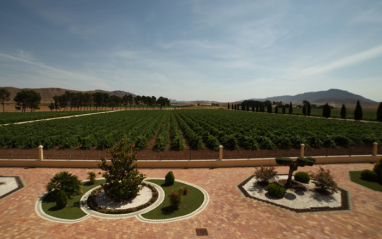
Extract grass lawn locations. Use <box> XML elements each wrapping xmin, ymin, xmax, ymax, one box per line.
<box><xmin>41</xmin><ymin>179</ymin><xmax>105</xmax><ymax>219</ymax></box>
<box><xmin>141</xmin><ymin>179</ymin><xmax>204</xmax><ymax>220</ymax></box>
<box><xmin>349</xmin><ymin>171</ymin><xmax>382</xmax><ymax>192</ymax></box>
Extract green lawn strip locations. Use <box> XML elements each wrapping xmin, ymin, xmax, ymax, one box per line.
<box><xmin>349</xmin><ymin>171</ymin><xmax>382</xmax><ymax>192</ymax></box>
<box><xmin>41</xmin><ymin>179</ymin><xmax>106</xmax><ymax>220</ymax></box>
<box><xmin>141</xmin><ymin>179</ymin><xmax>204</xmax><ymax>219</ymax></box>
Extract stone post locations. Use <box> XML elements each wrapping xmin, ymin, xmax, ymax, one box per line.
<box><xmin>219</xmin><ymin>145</ymin><xmax>223</xmax><ymax>161</ymax></box>
<box><xmin>373</xmin><ymin>142</ymin><xmax>378</xmax><ymax>156</ymax></box>
<box><xmin>38</xmin><ymin>145</ymin><xmax>44</xmax><ymax>161</ymax></box>
<box><xmin>300</xmin><ymin>144</ymin><xmax>305</xmax><ymax>158</ymax></box>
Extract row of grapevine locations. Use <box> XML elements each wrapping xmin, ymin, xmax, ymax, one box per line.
<box><xmin>173</xmin><ymin>111</ymin><xmax>203</xmax><ymax>149</ymax></box>
<box><xmin>0</xmin><ymin>111</ymin><xmax>165</xmax><ymax>150</ymax></box>
<box><xmin>169</xmin><ymin>112</ymin><xmax>185</xmax><ymax>150</ymax></box>
<box><xmin>153</xmin><ymin>112</ymin><xmax>170</xmax><ymax>152</ymax></box>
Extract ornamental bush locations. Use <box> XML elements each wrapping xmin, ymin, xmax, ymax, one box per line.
<box><xmin>47</xmin><ymin>171</ymin><xmax>83</xmax><ymax>199</ymax></box>
<box><xmin>267</xmin><ymin>183</ymin><xmax>286</xmax><ymax>198</ymax></box>
<box><xmin>88</xmin><ymin>172</ymin><xmax>96</xmax><ymax>185</ymax></box>
<box><xmin>310</xmin><ymin>167</ymin><xmax>338</xmax><ymax>195</ymax></box>
<box><xmin>56</xmin><ymin>190</ymin><xmax>68</xmax><ymax>209</ymax></box>
<box><xmin>294</xmin><ymin>172</ymin><xmax>310</xmax><ymax>183</ymax></box>
<box><xmin>254</xmin><ymin>166</ymin><xmax>277</xmax><ymax>185</ymax></box>
<box><xmin>168</xmin><ymin>190</ymin><xmax>182</xmax><ymax>209</ymax></box>
<box><xmin>360</xmin><ymin>169</ymin><xmax>378</xmax><ymax>182</ymax></box>
<box><xmin>373</xmin><ymin>156</ymin><xmax>382</xmax><ymax>182</ymax></box>
<box><xmin>165</xmin><ymin>171</ymin><xmax>175</xmax><ymax>186</ymax></box>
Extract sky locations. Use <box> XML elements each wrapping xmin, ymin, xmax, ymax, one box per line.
<box><xmin>0</xmin><ymin>0</ymin><xmax>381</xmax><ymax>102</ymax></box>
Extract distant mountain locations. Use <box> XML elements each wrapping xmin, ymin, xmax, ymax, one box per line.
<box><xmin>1</xmin><ymin>87</ymin><xmax>134</xmax><ymax>104</ymax></box>
<box><xmin>245</xmin><ymin>89</ymin><xmax>378</xmax><ymax>105</ymax></box>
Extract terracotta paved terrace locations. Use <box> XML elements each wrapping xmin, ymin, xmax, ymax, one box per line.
<box><xmin>0</xmin><ymin>163</ymin><xmax>381</xmax><ymax>238</ymax></box>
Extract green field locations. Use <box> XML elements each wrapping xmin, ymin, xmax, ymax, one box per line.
<box><xmin>0</xmin><ymin>109</ymin><xmax>381</xmax><ymax>151</ymax></box>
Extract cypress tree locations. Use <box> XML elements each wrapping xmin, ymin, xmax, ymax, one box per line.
<box><xmin>377</xmin><ymin>102</ymin><xmax>382</xmax><ymax>122</ymax></box>
<box><xmin>242</xmin><ymin>104</ymin><xmax>245</xmax><ymax>111</ymax></box>
<box><xmin>228</xmin><ymin>102</ymin><xmax>230</xmax><ymax>110</ymax></box>
<box><xmin>275</xmin><ymin>106</ymin><xmax>278</xmax><ymax>114</ymax></box>
<box><xmin>289</xmin><ymin>102</ymin><xmax>293</xmax><ymax>114</ymax></box>
<box><xmin>322</xmin><ymin>103</ymin><xmax>331</xmax><ymax>118</ymax></box>
<box><xmin>354</xmin><ymin>100</ymin><xmax>363</xmax><ymax>120</ymax></box>
<box><xmin>341</xmin><ymin>104</ymin><xmax>346</xmax><ymax>119</ymax></box>
<box><xmin>267</xmin><ymin>104</ymin><xmax>272</xmax><ymax>113</ymax></box>
<box><xmin>302</xmin><ymin>105</ymin><xmax>307</xmax><ymax>116</ymax></box>
<box><xmin>252</xmin><ymin>104</ymin><xmax>255</xmax><ymax>112</ymax></box>
<box><xmin>246</xmin><ymin>105</ymin><xmax>249</xmax><ymax>111</ymax></box>
<box><xmin>307</xmin><ymin>102</ymin><xmax>311</xmax><ymax>116</ymax></box>
<box><xmin>282</xmin><ymin>105</ymin><xmax>286</xmax><ymax>114</ymax></box>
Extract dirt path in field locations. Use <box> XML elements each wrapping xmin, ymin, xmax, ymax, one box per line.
<box><xmin>0</xmin><ymin>111</ymin><xmax>118</xmax><ymax>126</ymax></box>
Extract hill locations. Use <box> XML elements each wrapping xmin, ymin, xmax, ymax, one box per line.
<box><xmin>1</xmin><ymin>87</ymin><xmax>134</xmax><ymax>104</ymax></box>
<box><xmin>245</xmin><ymin>89</ymin><xmax>378</xmax><ymax>106</ymax></box>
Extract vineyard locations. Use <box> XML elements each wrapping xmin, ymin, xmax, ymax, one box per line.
<box><xmin>0</xmin><ymin>110</ymin><xmax>381</xmax><ymax>159</ymax></box>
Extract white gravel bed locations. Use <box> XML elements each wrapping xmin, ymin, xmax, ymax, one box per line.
<box><xmin>0</xmin><ymin>177</ymin><xmax>19</xmax><ymax>197</ymax></box>
<box><xmin>94</xmin><ymin>186</ymin><xmax>152</xmax><ymax>210</ymax></box>
<box><xmin>243</xmin><ymin>175</ymin><xmax>341</xmax><ymax>209</ymax></box>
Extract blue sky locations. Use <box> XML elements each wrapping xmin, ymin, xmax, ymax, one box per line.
<box><xmin>0</xmin><ymin>0</ymin><xmax>381</xmax><ymax>102</ymax></box>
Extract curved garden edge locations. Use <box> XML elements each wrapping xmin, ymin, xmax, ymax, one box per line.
<box><xmin>35</xmin><ymin>178</ymin><xmax>209</xmax><ymax>223</ymax></box>
<box><xmin>136</xmin><ymin>178</ymin><xmax>210</xmax><ymax>223</ymax></box>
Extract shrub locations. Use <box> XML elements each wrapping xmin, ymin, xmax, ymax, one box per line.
<box><xmin>294</xmin><ymin>172</ymin><xmax>310</xmax><ymax>183</ymax></box>
<box><xmin>373</xmin><ymin>156</ymin><xmax>382</xmax><ymax>182</ymax></box>
<box><xmin>168</xmin><ymin>190</ymin><xmax>182</xmax><ymax>209</ymax></box>
<box><xmin>165</xmin><ymin>171</ymin><xmax>175</xmax><ymax>186</ymax></box>
<box><xmin>88</xmin><ymin>172</ymin><xmax>96</xmax><ymax>184</ymax></box>
<box><xmin>310</xmin><ymin>167</ymin><xmax>338</xmax><ymax>195</ymax></box>
<box><xmin>98</xmin><ymin>140</ymin><xmax>146</xmax><ymax>202</ymax></box>
<box><xmin>56</xmin><ymin>190</ymin><xmax>68</xmax><ymax>209</ymax></box>
<box><xmin>361</xmin><ymin>169</ymin><xmax>378</xmax><ymax>182</ymax></box>
<box><xmin>267</xmin><ymin>183</ymin><xmax>286</xmax><ymax>199</ymax></box>
<box><xmin>254</xmin><ymin>166</ymin><xmax>277</xmax><ymax>185</ymax></box>
<box><xmin>47</xmin><ymin>171</ymin><xmax>83</xmax><ymax>199</ymax></box>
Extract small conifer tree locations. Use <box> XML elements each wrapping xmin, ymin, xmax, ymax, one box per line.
<box><xmin>322</xmin><ymin>103</ymin><xmax>331</xmax><ymax>118</ymax></box>
<box><xmin>341</xmin><ymin>104</ymin><xmax>346</xmax><ymax>119</ymax></box>
<box><xmin>377</xmin><ymin>102</ymin><xmax>382</xmax><ymax>122</ymax></box>
<box><xmin>289</xmin><ymin>102</ymin><xmax>293</xmax><ymax>114</ymax></box>
<box><xmin>354</xmin><ymin>100</ymin><xmax>363</xmax><ymax>120</ymax></box>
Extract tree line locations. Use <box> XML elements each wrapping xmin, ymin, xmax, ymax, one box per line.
<box><xmin>227</xmin><ymin>99</ymin><xmax>382</xmax><ymax>122</ymax></box>
<box><xmin>0</xmin><ymin>88</ymin><xmax>171</xmax><ymax>112</ymax></box>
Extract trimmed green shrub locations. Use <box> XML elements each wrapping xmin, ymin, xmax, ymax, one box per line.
<box><xmin>267</xmin><ymin>183</ymin><xmax>286</xmax><ymax>199</ymax></box>
<box><xmin>165</xmin><ymin>171</ymin><xmax>175</xmax><ymax>186</ymax></box>
<box><xmin>56</xmin><ymin>190</ymin><xmax>68</xmax><ymax>209</ymax></box>
<box><xmin>373</xmin><ymin>156</ymin><xmax>382</xmax><ymax>182</ymax></box>
<box><xmin>168</xmin><ymin>190</ymin><xmax>182</xmax><ymax>209</ymax></box>
<box><xmin>294</xmin><ymin>172</ymin><xmax>310</xmax><ymax>183</ymax></box>
<box><xmin>254</xmin><ymin>166</ymin><xmax>277</xmax><ymax>184</ymax></box>
<box><xmin>47</xmin><ymin>171</ymin><xmax>83</xmax><ymax>199</ymax></box>
<box><xmin>360</xmin><ymin>169</ymin><xmax>378</xmax><ymax>182</ymax></box>
<box><xmin>88</xmin><ymin>172</ymin><xmax>96</xmax><ymax>185</ymax></box>
<box><xmin>310</xmin><ymin>167</ymin><xmax>338</xmax><ymax>195</ymax></box>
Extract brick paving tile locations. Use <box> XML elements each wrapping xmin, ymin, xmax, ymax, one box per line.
<box><xmin>0</xmin><ymin>163</ymin><xmax>381</xmax><ymax>238</ymax></box>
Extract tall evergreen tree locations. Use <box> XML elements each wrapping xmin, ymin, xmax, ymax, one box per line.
<box><xmin>0</xmin><ymin>88</ymin><xmax>11</xmax><ymax>113</ymax></box>
<box><xmin>302</xmin><ymin>105</ymin><xmax>307</xmax><ymax>116</ymax></box>
<box><xmin>227</xmin><ymin>102</ymin><xmax>230</xmax><ymax>110</ymax></box>
<box><xmin>282</xmin><ymin>105</ymin><xmax>286</xmax><ymax>114</ymax></box>
<box><xmin>275</xmin><ymin>106</ymin><xmax>278</xmax><ymax>114</ymax></box>
<box><xmin>252</xmin><ymin>104</ymin><xmax>255</xmax><ymax>112</ymax></box>
<box><xmin>354</xmin><ymin>100</ymin><xmax>363</xmax><ymax>120</ymax></box>
<box><xmin>340</xmin><ymin>104</ymin><xmax>346</xmax><ymax>119</ymax></box>
<box><xmin>377</xmin><ymin>102</ymin><xmax>382</xmax><ymax>122</ymax></box>
<box><xmin>307</xmin><ymin>102</ymin><xmax>311</xmax><ymax>116</ymax></box>
<box><xmin>289</xmin><ymin>102</ymin><xmax>293</xmax><ymax>114</ymax></box>
<box><xmin>322</xmin><ymin>103</ymin><xmax>331</xmax><ymax>118</ymax></box>
<box><xmin>267</xmin><ymin>104</ymin><xmax>272</xmax><ymax>113</ymax></box>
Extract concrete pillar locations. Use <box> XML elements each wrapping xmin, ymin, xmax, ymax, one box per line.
<box><xmin>300</xmin><ymin>144</ymin><xmax>305</xmax><ymax>158</ymax></box>
<box><xmin>219</xmin><ymin>145</ymin><xmax>223</xmax><ymax>161</ymax></box>
<box><xmin>373</xmin><ymin>142</ymin><xmax>378</xmax><ymax>156</ymax></box>
<box><xmin>38</xmin><ymin>145</ymin><xmax>44</xmax><ymax>161</ymax></box>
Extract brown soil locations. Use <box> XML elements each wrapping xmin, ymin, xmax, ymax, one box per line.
<box><xmin>0</xmin><ymin>146</ymin><xmax>374</xmax><ymax>160</ymax></box>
